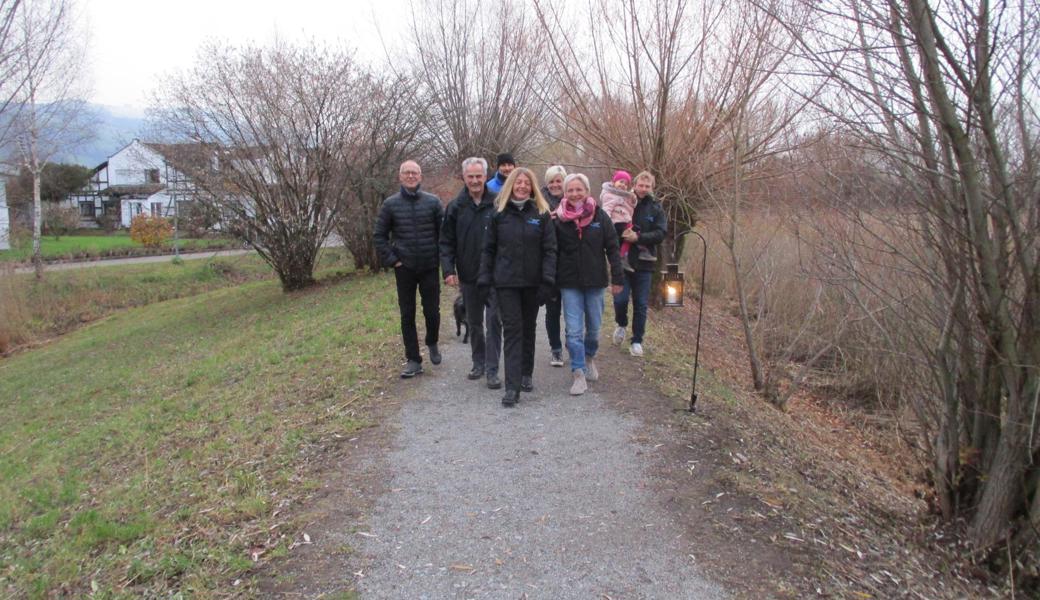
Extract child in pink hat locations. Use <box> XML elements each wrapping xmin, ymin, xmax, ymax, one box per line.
<box><xmin>599</xmin><ymin>170</ymin><xmax>644</xmax><ymax>271</ymax></box>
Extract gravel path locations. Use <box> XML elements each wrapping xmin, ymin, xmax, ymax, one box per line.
<box><xmin>355</xmin><ymin>326</ymin><xmax>726</xmax><ymax>599</ymax></box>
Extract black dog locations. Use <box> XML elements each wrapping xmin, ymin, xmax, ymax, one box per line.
<box><xmin>453</xmin><ymin>295</ymin><xmax>468</xmax><ymax>343</ymax></box>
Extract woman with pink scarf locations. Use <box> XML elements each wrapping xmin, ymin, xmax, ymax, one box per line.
<box><xmin>553</xmin><ymin>173</ymin><xmax>624</xmax><ymax>395</ymax></box>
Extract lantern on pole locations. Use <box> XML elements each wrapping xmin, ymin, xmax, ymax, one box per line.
<box><xmin>662</xmin><ymin>263</ymin><xmax>685</xmax><ymax>307</ymax></box>
<box><xmin>663</xmin><ymin>229</ymin><xmax>707</xmax><ymax>413</ymax></box>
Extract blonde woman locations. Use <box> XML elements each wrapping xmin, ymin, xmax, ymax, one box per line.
<box><xmin>541</xmin><ymin>165</ymin><xmax>568</xmax><ymax>367</ymax></box>
<box><xmin>478</xmin><ymin>167</ymin><xmax>557</xmax><ymax>406</ymax></box>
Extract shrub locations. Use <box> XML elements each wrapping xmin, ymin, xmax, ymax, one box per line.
<box><xmin>129</xmin><ymin>214</ymin><xmax>173</xmax><ymax>249</ymax></box>
<box><xmin>42</xmin><ymin>205</ymin><xmax>81</xmax><ymax>240</ymax></box>
<box><xmin>96</xmin><ymin>213</ymin><xmax>120</xmax><ymax>232</ymax></box>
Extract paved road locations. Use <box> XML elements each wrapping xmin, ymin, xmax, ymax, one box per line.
<box><xmin>354</xmin><ymin>328</ymin><xmax>726</xmax><ymax>599</ymax></box>
<box><xmin>12</xmin><ymin>249</ymin><xmax>256</xmax><ymax>273</ymax></box>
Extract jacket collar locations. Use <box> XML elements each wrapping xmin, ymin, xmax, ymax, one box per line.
<box><xmin>455</xmin><ymin>185</ymin><xmax>495</xmax><ymax>208</ymax></box>
<box><xmin>401</xmin><ymin>184</ymin><xmax>422</xmax><ymax>200</ymax></box>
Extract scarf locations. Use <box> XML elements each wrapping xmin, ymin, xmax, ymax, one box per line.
<box><xmin>509</xmin><ymin>198</ymin><xmax>528</xmax><ymax>210</ymax></box>
<box><xmin>556</xmin><ymin>197</ymin><xmax>596</xmax><ymax>237</ymax></box>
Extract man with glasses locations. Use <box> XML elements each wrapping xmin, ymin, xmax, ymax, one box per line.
<box><xmin>374</xmin><ymin>160</ymin><xmax>445</xmax><ymax>378</ymax></box>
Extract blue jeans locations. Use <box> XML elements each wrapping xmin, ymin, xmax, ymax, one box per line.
<box><xmin>561</xmin><ymin>287</ymin><xmax>605</xmax><ymax>373</ymax></box>
<box><xmin>613</xmin><ymin>270</ymin><xmax>652</xmax><ymax>343</ymax></box>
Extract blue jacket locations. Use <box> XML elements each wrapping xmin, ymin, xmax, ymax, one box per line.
<box><xmin>486</xmin><ymin>171</ymin><xmax>508</xmax><ymax>194</ymax></box>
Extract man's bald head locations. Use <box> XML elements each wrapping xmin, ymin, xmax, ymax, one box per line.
<box><xmin>399</xmin><ymin>160</ymin><xmax>422</xmax><ymax>191</ymax></box>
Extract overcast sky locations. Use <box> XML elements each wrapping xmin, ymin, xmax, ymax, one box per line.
<box><xmin>86</xmin><ymin>0</ymin><xmax>409</xmax><ymax>114</ymax></box>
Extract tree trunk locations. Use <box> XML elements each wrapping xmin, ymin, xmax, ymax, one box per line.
<box><xmin>32</xmin><ymin>169</ymin><xmax>42</xmax><ymax>280</ymax></box>
<box><xmin>970</xmin><ymin>430</ymin><xmax>1028</xmax><ymax>549</ymax></box>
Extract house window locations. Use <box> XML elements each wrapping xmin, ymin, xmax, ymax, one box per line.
<box><xmin>146</xmin><ymin>169</ymin><xmax>160</xmax><ymax>183</ymax></box>
<box><xmin>134</xmin><ymin>203</ymin><xmax>143</xmax><ymax>215</ymax></box>
<box><xmin>151</xmin><ymin>202</ymin><xmax>163</xmax><ymax>216</ymax></box>
<box><xmin>79</xmin><ymin>202</ymin><xmax>94</xmax><ymax>217</ymax></box>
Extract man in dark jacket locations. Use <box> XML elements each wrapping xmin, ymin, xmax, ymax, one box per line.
<box><xmin>440</xmin><ymin>157</ymin><xmax>502</xmax><ymax>389</ymax></box>
<box><xmin>612</xmin><ymin>171</ymin><xmax>667</xmax><ymax>356</ymax></box>
<box><xmin>374</xmin><ymin>160</ymin><xmax>444</xmax><ymax>378</ymax></box>
<box><xmin>485</xmin><ymin>152</ymin><xmax>515</xmax><ymax>194</ymax></box>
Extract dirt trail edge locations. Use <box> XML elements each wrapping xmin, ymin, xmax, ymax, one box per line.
<box><xmin>263</xmin><ymin>318</ymin><xmax>728</xmax><ymax>599</ymax></box>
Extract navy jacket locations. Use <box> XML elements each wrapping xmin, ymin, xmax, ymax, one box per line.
<box><xmin>554</xmin><ymin>207</ymin><xmax>623</xmax><ymax>289</ymax></box>
<box><xmin>478</xmin><ymin>200</ymin><xmax>556</xmax><ymax>288</ymax></box>
<box><xmin>373</xmin><ymin>186</ymin><xmax>443</xmax><ymax>272</ymax></box>
<box><xmin>630</xmin><ymin>194</ymin><xmax>667</xmax><ymax>271</ymax></box>
<box><xmin>440</xmin><ymin>186</ymin><xmax>497</xmax><ymax>283</ymax></box>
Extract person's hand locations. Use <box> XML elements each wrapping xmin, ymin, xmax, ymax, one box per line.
<box><xmin>445</xmin><ymin>274</ymin><xmax>459</xmax><ymax>286</ymax></box>
<box><xmin>536</xmin><ymin>284</ymin><xmax>554</xmax><ymax>305</ymax></box>
<box><xmin>610</xmin><ymin>284</ymin><xmax>623</xmax><ymax>296</ymax></box>
<box><xmin>394</xmin><ymin>261</ymin><xmax>403</xmax><ymax>268</ymax></box>
<box><xmin>621</xmin><ymin>229</ymin><xmax>639</xmax><ymax>242</ymax></box>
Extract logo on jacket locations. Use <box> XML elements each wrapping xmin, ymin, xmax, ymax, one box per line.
<box><xmin>590</xmin><ymin>222</ymin><xmax>601</xmax><ymax>229</ymax></box>
<box><xmin>526</xmin><ymin>218</ymin><xmax>540</xmax><ymax>226</ymax></box>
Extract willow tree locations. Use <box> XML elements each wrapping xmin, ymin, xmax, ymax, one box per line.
<box><xmin>763</xmin><ymin>0</ymin><xmax>1040</xmax><ymax>577</ymax></box>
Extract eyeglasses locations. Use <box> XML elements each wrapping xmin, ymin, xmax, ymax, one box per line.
<box><xmin>400</xmin><ymin>170</ymin><xmax>421</xmax><ymax>176</ymax></box>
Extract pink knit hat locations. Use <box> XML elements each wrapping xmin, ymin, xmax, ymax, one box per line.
<box><xmin>612</xmin><ymin>170</ymin><xmax>632</xmax><ymax>185</ymax></box>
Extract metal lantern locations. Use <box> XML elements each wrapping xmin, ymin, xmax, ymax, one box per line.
<box><xmin>662</xmin><ymin>263</ymin><xmax>685</xmax><ymax>307</ymax></box>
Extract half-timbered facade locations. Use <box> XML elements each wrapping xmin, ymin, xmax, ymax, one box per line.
<box><xmin>67</xmin><ymin>139</ymin><xmax>203</xmax><ymax>228</ymax></box>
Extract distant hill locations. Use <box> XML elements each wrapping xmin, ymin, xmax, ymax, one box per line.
<box><xmin>54</xmin><ymin>103</ymin><xmax>149</xmax><ymax>168</ymax></box>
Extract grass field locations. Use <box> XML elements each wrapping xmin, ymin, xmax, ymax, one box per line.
<box><xmin>0</xmin><ymin>233</ymin><xmax>238</xmax><ymax>263</ymax></box>
<box><xmin>0</xmin><ymin>254</ymin><xmax>305</xmax><ymax>353</ymax></box>
<box><xmin>0</xmin><ymin>266</ymin><xmax>402</xmax><ymax>598</ymax></box>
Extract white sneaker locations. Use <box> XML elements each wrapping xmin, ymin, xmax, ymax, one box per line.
<box><xmin>612</xmin><ymin>326</ymin><xmax>626</xmax><ymax>345</ymax></box>
<box><xmin>586</xmin><ymin>358</ymin><xmax>599</xmax><ymax>381</ymax></box>
<box><xmin>570</xmin><ymin>370</ymin><xmax>588</xmax><ymax>395</ymax></box>
<box><xmin>630</xmin><ymin>342</ymin><xmax>644</xmax><ymax>357</ymax></box>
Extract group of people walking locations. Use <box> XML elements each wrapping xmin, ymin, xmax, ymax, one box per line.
<box><xmin>373</xmin><ymin>154</ymin><xmax>667</xmax><ymax>407</ymax></box>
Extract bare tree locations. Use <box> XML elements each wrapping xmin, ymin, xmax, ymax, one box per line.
<box><xmin>761</xmin><ymin>0</ymin><xmax>1040</xmax><ymax>576</ymax></box>
<box><xmin>533</xmin><ymin>0</ymin><xmax>807</xmax><ymax>289</ymax></box>
<box><xmin>399</xmin><ymin>0</ymin><xmax>550</xmax><ymax>169</ymax></box>
<box><xmin>4</xmin><ymin>0</ymin><xmax>91</xmax><ymax>279</ymax></box>
<box><xmin>153</xmin><ymin>41</ymin><xmax>377</xmax><ymax>291</ymax></box>
<box><xmin>335</xmin><ymin>73</ymin><xmax>427</xmax><ymax>271</ymax></box>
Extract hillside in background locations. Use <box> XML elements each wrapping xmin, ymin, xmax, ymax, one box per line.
<box><xmin>53</xmin><ymin>103</ymin><xmax>149</xmax><ymax>168</ymax></box>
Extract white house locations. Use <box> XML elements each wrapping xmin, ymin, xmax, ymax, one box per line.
<box><xmin>68</xmin><ymin>139</ymin><xmax>201</xmax><ymax>228</ymax></box>
<box><xmin>0</xmin><ymin>179</ymin><xmax>9</xmax><ymax>251</ymax></box>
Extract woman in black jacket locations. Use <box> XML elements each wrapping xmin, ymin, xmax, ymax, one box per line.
<box><xmin>554</xmin><ymin>173</ymin><xmax>623</xmax><ymax>395</ymax></box>
<box><xmin>540</xmin><ymin>165</ymin><xmax>567</xmax><ymax>368</ymax></box>
<box><xmin>478</xmin><ymin>167</ymin><xmax>557</xmax><ymax>406</ymax></box>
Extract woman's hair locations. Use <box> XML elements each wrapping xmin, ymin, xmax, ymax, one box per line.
<box><xmin>544</xmin><ymin>165</ymin><xmax>567</xmax><ymax>183</ymax></box>
<box><xmin>495</xmin><ymin>167</ymin><xmax>550</xmax><ymax>214</ymax></box>
<box><xmin>562</xmin><ymin>173</ymin><xmax>590</xmax><ymax>193</ymax></box>
<box><xmin>634</xmin><ymin>170</ymin><xmax>656</xmax><ymax>187</ymax></box>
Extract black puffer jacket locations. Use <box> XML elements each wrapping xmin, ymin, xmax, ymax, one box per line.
<box><xmin>478</xmin><ymin>200</ymin><xmax>557</xmax><ymax>288</ymax></box>
<box><xmin>373</xmin><ymin>185</ymin><xmax>443</xmax><ymax>272</ymax></box>
<box><xmin>630</xmin><ymin>193</ymin><xmax>667</xmax><ymax>272</ymax></box>
<box><xmin>440</xmin><ymin>186</ymin><xmax>497</xmax><ymax>283</ymax></box>
<box><xmin>555</xmin><ymin>206</ymin><xmax>623</xmax><ymax>289</ymax></box>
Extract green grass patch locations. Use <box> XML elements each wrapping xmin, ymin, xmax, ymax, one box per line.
<box><xmin>0</xmin><ymin>251</ymin><xmax>350</xmax><ymax>354</ymax></box>
<box><xmin>0</xmin><ymin>267</ymin><xmax>402</xmax><ymax>597</ymax></box>
<box><xmin>0</xmin><ymin>233</ymin><xmax>240</xmax><ymax>263</ymax></box>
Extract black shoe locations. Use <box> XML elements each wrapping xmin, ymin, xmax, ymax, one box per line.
<box><xmin>550</xmin><ymin>349</ymin><xmax>564</xmax><ymax>367</ymax></box>
<box><xmin>486</xmin><ymin>373</ymin><xmax>502</xmax><ymax>389</ymax></box>
<box><xmin>521</xmin><ymin>375</ymin><xmax>534</xmax><ymax>392</ymax></box>
<box><xmin>400</xmin><ymin>360</ymin><xmax>423</xmax><ymax>378</ymax></box>
<box><xmin>467</xmin><ymin>366</ymin><xmax>484</xmax><ymax>380</ymax></box>
<box><xmin>501</xmin><ymin>389</ymin><xmax>519</xmax><ymax>407</ymax></box>
<box><xmin>428</xmin><ymin>345</ymin><xmax>442</xmax><ymax>365</ymax></box>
